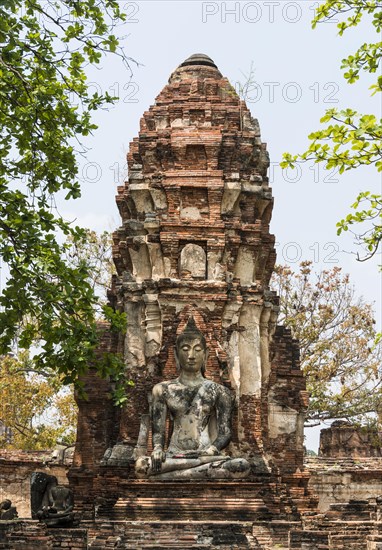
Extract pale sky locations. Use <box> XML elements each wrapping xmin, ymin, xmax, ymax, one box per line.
<box><xmin>59</xmin><ymin>1</ymin><xmax>382</xmax><ymax>450</ymax></box>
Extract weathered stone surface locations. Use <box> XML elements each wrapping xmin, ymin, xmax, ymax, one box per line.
<box><xmin>0</xmin><ymin>521</ymin><xmax>87</xmax><ymax>549</ymax></box>
<box><xmin>307</xmin><ymin>456</ymin><xmax>382</xmax><ymax>512</ymax></box>
<box><xmin>320</xmin><ymin>422</ymin><xmax>382</xmax><ymax>458</ymax></box>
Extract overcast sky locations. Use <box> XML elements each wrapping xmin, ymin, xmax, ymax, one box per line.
<box><xmin>59</xmin><ymin>1</ymin><xmax>381</xmax><ymax>450</ymax></box>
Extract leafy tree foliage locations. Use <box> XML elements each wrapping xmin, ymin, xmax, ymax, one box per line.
<box><xmin>0</xmin><ymin>1</ymin><xmax>130</xmax><ymax>387</ymax></box>
<box><xmin>0</xmin><ymin>230</ymin><xmax>117</xmax><ymax>450</ymax></box>
<box><xmin>64</xmin><ymin>229</ymin><xmax>115</xmax><ymax>306</ymax></box>
<box><xmin>281</xmin><ymin>0</ymin><xmax>382</xmax><ymax>262</ymax></box>
<box><xmin>271</xmin><ymin>261</ymin><xmax>382</xmax><ymax>424</ymax></box>
<box><xmin>0</xmin><ymin>352</ymin><xmax>77</xmax><ymax>449</ymax></box>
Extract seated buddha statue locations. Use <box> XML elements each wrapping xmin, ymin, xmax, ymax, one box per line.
<box><xmin>32</xmin><ymin>474</ymin><xmax>77</xmax><ymax>527</ymax></box>
<box><xmin>135</xmin><ymin>317</ymin><xmax>250</xmax><ymax>480</ymax></box>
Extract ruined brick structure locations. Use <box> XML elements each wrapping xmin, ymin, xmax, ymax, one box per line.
<box><xmin>74</xmin><ymin>53</ymin><xmax>309</xmax><ymax>473</ymax></box>
<box><xmin>319</xmin><ymin>421</ymin><xmax>382</xmax><ymax>458</ymax></box>
<box><xmin>0</xmin><ymin>450</ymin><xmax>69</xmax><ymax>518</ymax></box>
<box><xmin>68</xmin><ymin>53</ymin><xmax>319</xmax><ymax>547</ymax></box>
<box><xmin>2</xmin><ymin>53</ymin><xmax>382</xmax><ymax>550</ymax></box>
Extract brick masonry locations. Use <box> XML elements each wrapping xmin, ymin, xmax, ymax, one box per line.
<box><xmin>1</xmin><ymin>456</ymin><xmax>382</xmax><ymax>547</ymax></box>
<box><xmin>69</xmin><ymin>52</ymin><xmax>317</xmax><ymax>547</ymax></box>
<box><xmin>319</xmin><ymin>423</ymin><xmax>382</xmax><ymax>458</ymax></box>
<box><xmin>3</xmin><ymin>54</ymin><xmax>380</xmax><ymax>549</ymax></box>
<box><xmin>73</xmin><ymin>53</ymin><xmax>308</xmax><ymax>475</ymax></box>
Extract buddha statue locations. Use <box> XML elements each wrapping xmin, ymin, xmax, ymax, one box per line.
<box><xmin>135</xmin><ymin>317</ymin><xmax>250</xmax><ymax>479</ymax></box>
<box><xmin>31</xmin><ymin>472</ymin><xmax>77</xmax><ymax>527</ymax></box>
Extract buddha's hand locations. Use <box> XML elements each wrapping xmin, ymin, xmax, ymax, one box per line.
<box><xmin>202</xmin><ymin>444</ymin><xmax>219</xmax><ymax>456</ymax></box>
<box><xmin>151</xmin><ymin>445</ymin><xmax>166</xmax><ymax>473</ymax></box>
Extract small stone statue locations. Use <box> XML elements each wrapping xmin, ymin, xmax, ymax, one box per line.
<box><xmin>30</xmin><ymin>472</ymin><xmax>78</xmax><ymax>527</ymax></box>
<box><xmin>0</xmin><ymin>499</ymin><xmax>18</xmax><ymax>520</ymax></box>
<box><xmin>31</xmin><ymin>472</ymin><xmax>55</xmax><ymax>519</ymax></box>
<box><xmin>135</xmin><ymin>317</ymin><xmax>250</xmax><ymax>479</ymax></box>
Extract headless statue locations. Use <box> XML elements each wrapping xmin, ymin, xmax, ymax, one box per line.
<box><xmin>31</xmin><ymin>472</ymin><xmax>77</xmax><ymax>527</ymax></box>
<box><xmin>135</xmin><ymin>317</ymin><xmax>250</xmax><ymax>479</ymax></box>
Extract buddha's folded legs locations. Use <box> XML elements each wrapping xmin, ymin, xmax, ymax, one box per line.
<box><xmin>135</xmin><ymin>456</ymin><xmax>250</xmax><ymax>480</ymax></box>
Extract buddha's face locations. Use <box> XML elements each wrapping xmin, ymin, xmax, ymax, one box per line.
<box><xmin>176</xmin><ymin>337</ymin><xmax>207</xmax><ymax>374</ymax></box>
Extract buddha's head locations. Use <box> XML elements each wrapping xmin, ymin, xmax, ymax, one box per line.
<box><xmin>175</xmin><ymin>317</ymin><xmax>208</xmax><ymax>376</ymax></box>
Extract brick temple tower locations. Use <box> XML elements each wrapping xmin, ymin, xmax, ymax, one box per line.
<box><xmin>71</xmin><ymin>54</ymin><xmax>317</xmax><ymax>536</ymax></box>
